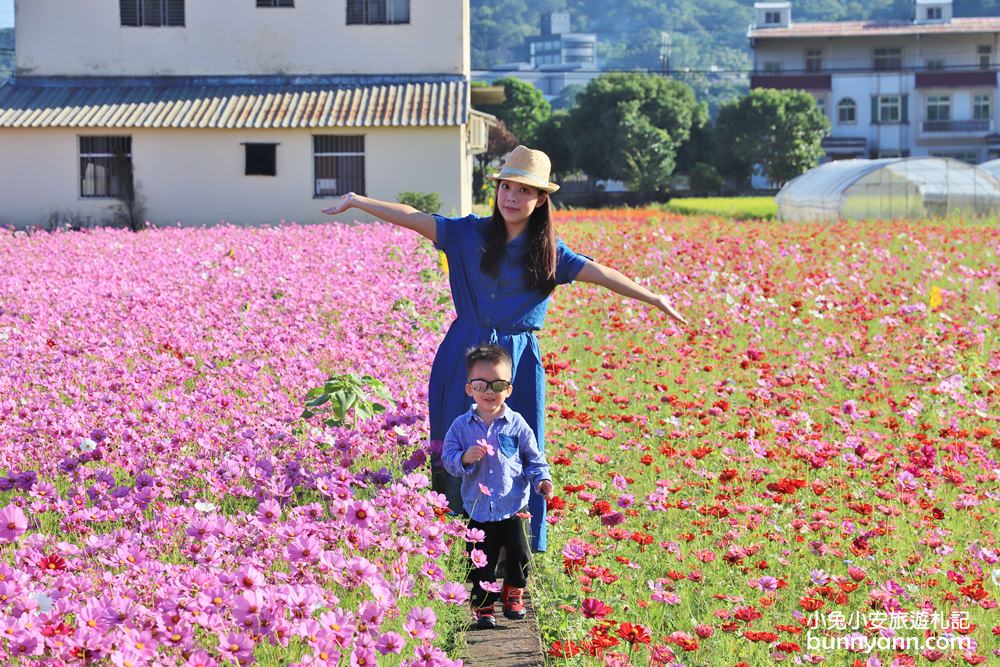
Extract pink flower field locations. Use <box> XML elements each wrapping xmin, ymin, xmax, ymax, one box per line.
<box><xmin>0</xmin><ymin>211</ymin><xmax>997</xmax><ymax>666</ymax></box>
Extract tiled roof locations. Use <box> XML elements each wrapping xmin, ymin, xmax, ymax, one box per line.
<box><xmin>0</xmin><ymin>75</ymin><xmax>468</xmax><ymax>129</ymax></box>
<box><xmin>749</xmin><ymin>17</ymin><xmax>1000</xmax><ymax>39</ymax></box>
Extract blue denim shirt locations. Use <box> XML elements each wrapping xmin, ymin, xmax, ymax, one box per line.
<box><xmin>442</xmin><ymin>404</ymin><xmax>552</xmax><ymax>522</ymax></box>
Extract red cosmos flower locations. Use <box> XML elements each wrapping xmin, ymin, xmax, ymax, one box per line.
<box><xmin>548</xmin><ymin>640</ymin><xmax>582</xmax><ymax>658</ymax></box>
<box><xmin>615</xmin><ymin>622</ymin><xmax>651</xmax><ymax>645</ymax></box>
<box><xmin>589</xmin><ymin>500</ymin><xmax>612</xmax><ymax>517</ymax></box>
<box><xmin>37</xmin><ymin>553</ymin><xmax>67</xmax><ymax>573</ymax></box>
<box><xmin>546</xmin><ymin>496</ymin><xmax>566</xmax><ymax>511</ymax></box>
<box><xmin>743</xmin><ymin>630</ymin><xmax>778</xmax><ymax>643</ymax></box>
<box><xmin>580</xmin><ymin>598</ymin><xmax>614</xmax><ymax>619</ymax></box>
<box><xmin>733</xmin><ymin>605</ymin><xmax>762</xmax><ymax>622</ymax></box>
<box><xmin>799</xmin><ymin>596</ymin><xmax>825</xmax><ymax>611</ymax></box>
<box><xmin>774</xmin><ymin>641</ymin><xmax>801</xmax><ymax>653</ymax></box>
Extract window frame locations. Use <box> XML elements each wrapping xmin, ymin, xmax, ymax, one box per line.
<box><xmin>805</xmin><ymin>49</ymin><xmax>823</xmax><ymax>73</ymax></box>
<box><xmin>876</xmin><ymin>95</ymin><xmax>902</xmax><ymax>124</ymax></box>
<box><xmin>119</xmin><ymin>0</ymin><xmax>185</xmax><ymax>27</ymax></box>
<box><xmin>873</xmin><ymin>47</ymin><xmax>903</xmax><ymax>72</ymax></box>
<box><xmin>973</xmin><ymin>93</ymin><xmax>991</xmax><ymax>121</ymax></box>
<box><xmin>926</xmin><ymin>7</ymin><xmax>942</xmax><ymax>20</ymax></box>
<box><xmin>763</xmin><ymin>62</ymin><xmax>782</xmax><ymax>74</ymax></box>
<box><xmin>924</xmin><ymin>95</ymin><xmax>951</xmax><ymax>122</ymax></box>
<box><xmin>346</xmin><ymin>0</ymin><xmax>410</xmax><ymax>26</ymax></box>
<box><xmin>764</xmin><ymin>11</ymin><xmax>781</xmax><ymax>24</ymax></box>
<box><xmin>313</xmin><ymin>135</ymin><xmax>366</xmax><ymax>198</ymax></box>
<box><xmin>244</xmin><ymin>143</ymin><xmax>278</xmax><ymax>177</ymax></box>
<box><xmin>837</xmin><ymin>98</ymin><xmax>857</xmax><ymax>124</ymax></box>
<box><xmin>79</xmin><ymin>135</ymin><xmax>133</xmax><ymax>199</ymax></box>
<box><xmin>978</xmin><ymin>45</ymin><xmax>992</xmax><ymax>70</ymax></box>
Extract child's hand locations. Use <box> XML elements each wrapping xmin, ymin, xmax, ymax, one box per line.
<box><xmin>537</xmin><ymin>480</ymin><xmax>554</xmax><ymax>500</ymax></box>
<box><xmin>462</xmin><ymin>445</ymin><xmax>488</xmax><ymax>465</ymax></box>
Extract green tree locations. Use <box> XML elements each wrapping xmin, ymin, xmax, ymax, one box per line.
<box><xmin>530</xmin><ymin>110</ymin><xmax>574</xmax><ymax>178</ymax></box>
<box><xmin>565</xmin><ymin>72</ymin><xmax>706</xmax><ymax>191</ymax></box>
<box><xmin>715</xmin><ymin>88</ymin><xmax>830</xmax><ymax>187</ymax></box>
<box><xmin>478</xmin><ymin>77</ymin><xmax>551</xmax><ymax>145</ymax></box>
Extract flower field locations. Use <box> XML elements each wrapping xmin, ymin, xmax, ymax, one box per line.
<box><xmin>0</xmin><ymin>210</ymin><xmax>997</xmax><ymax>666</ymax></box>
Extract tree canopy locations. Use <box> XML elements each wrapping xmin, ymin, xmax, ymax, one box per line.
<box><xmin>477</xmin><ymin>77</ymin><xmax>552</xmax><ymax>145</ymax></box>
<box><xmin>715</xmin><ymin>88</ymin><xmax>830</xmax><ymax>187</ymax></box>
<box><xmin>565</xmin><ymin>73</ymin><xmax>706</xmax><ymax>190</ymax></box>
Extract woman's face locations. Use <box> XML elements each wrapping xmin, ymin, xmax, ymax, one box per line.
<box><xmin>496</xmin><ymin>179</ymin><xmax>547</xmax><ymax>225</ymax></box>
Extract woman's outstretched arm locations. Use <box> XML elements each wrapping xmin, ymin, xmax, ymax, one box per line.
<box><xmin>576</xmin><ymin>260</ymin><xmax>688</xmax><ymax>327</ymax></box>
<box><xmin>322</xmin><ymin>192</ymin><xmax>437</xmax><ymax>243</ymax></box>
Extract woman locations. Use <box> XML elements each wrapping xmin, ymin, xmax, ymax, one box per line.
<box><xmin>323</xmin><ymin>146</ymin><xmax>687</xmax><ymax>551</ymax></box>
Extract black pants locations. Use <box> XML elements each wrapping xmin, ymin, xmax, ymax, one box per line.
<box><xmin>467</xmin><ymin>514</ymin><xmax>530</xmax><ymax>609</ymax></box>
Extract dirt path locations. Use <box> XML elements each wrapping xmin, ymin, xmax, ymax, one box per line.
<box><xmin>459</xmin><ymin>588</ymin><xmax>545</xmax><ymax>667</ymax></box>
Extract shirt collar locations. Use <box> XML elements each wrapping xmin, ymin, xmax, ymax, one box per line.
<box><xmin>466</xmin><ymin>403</ymin><xmax>511</xmax><ymax>423</ymax></box>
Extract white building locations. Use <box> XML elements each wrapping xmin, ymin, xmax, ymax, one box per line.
<box><xmin>473</xmin><ymin>12</ymin><xmax>599</xmax><ymax>103</ymax></box>
<box><xmin>0</xmin><ymin>0</ymin><xmax>488</xmax><ymax>228</ymax></box>
<box><xmin>749</xmin><ymin>0</ymin><xmax>1000</xmax><ymax>163</ymax></box>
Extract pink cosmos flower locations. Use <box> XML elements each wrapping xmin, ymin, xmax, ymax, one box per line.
<box><xmin>479</xmin><ymin>580</ymin><xmax>502</xmax><ymax>593</ymax></box>
<box><xmin>476</xmin><ymin>438</ymin><xmax>495</xmax><ymax>456</ymax></box>
<box><xmin>346</xmin><ymin>499</ymin><xmax>376</xmax><ymax>530</ymax></box>
<box><xmin>465</xmin><ymin>527</ymin><xmax>486</xmax><ymax>543</ymax></box>
<box><xmin>437</xmin><ymin>582</ymin><xmax>469</xmax><ymax>606</ymax></box>
<box><xmin>478</xmin><ymin>483</ymin><xmax>492</xmax><ymax>497</ymax></box>
<box><xmin>0</xmin><ymin>504</ymin><xmax>28</xmax><ymax>543</ymax></box>
<box><xmin>374</xmin><ymin>631</ymin><xmax>405</xmax><ymax>655</ymax></box>
<box><xmin>470</xmin><ymin>548</ymin><xmax>488</xmax><ymax>568</ymax></box>
<box><xmin>403</xmin><ymin>606</ymin><xmax>436</xmax><ymax>640</ymax></box>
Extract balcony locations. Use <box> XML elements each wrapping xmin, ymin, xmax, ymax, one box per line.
<box><xmin>921</xmin><ymin>119</ymin><xmax>992</xmax><ymax>134</ymax></box>
<box><xmin>915</xmin><ymin>71</ymin><xmax>997</xmax><ymax>89</ymax></box>
<box><xmin>750</xmin><ymin>73</ymin><xmax>831</xmax><ymax>91</ymax></box>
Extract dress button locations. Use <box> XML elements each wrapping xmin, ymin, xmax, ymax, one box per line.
<box><xmin>490</xmin><ymin>293</ymin><xmax>496</xmax><ymax>299</ymax></box>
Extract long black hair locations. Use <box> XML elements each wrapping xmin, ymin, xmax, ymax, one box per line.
<box><xmin>480</xmin><ymin>192</ymin><xmax>557</xmax><ymax>295</ymax></box>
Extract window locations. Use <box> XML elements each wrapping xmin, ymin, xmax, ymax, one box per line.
<box><xmin>80</xmin><ymin>136</ymin><xmax>132</xmax><ymax>198</ymax></box>
<box><xmin>346</xmin><ymin>0</ymin><xmax>409</xmax><ymax>25</ymax></box>
<box><xmin>873</xmin><ymin>47</ymin><xmax>903</xmax><ymax>71</ymax></box>
<box><xmin>245</xmin><ymin>143</ymin><xmax>277</xmax><ymax>176</ymax></box>
<box><xmin>872</xmin><ymin>95</ymin><xmax>908</xmax><ymax>124</ymax></box>
<box><xmin>926</xmin><ymin>7</ymin><xmax>942</xmax><ymax>20</ymax></box>
<box><xmin>978</xmin><ymin>45</ymin><xmax>992</xmax><ymax>70</ymax></box>
<box><xmin>925</xmin><ymin>59</ymin><xmax>945</xmax><ymax>70</ymax></box>
<box><xmin>764</xmin><ymin>11</ymin><xmax>781</xmax><ymax>24</ymax></box>
<box><xmin>838</xmin><ymin>98</ymin><xmax>857</xmax><ymax>124</ymax></box>
<box><xmin>925</xmin><ymin>95</ymin><xmax>951</xmax><ymax>122</ymax></box>
<box><xmin>314</xmin><ymin>136</ymin><xmax>365</xmax><ymax>197</ymax></box>
<box><xmin>929</xmin><ymin>150</ymin><xmax>980</xmax><ymax>163</ymax></box>
<box><xmin>974</xmin><ymin>94</ymin><xmax>991</xmax><ymax>120</ymax></box>
<box><xmin>257</xmin><ymin>0</ymin><xmax>293</xmax><ymax>6</ymax></box>
<box><xmin>120</xmin><ymin>0</ymin><xmax>185</xmax><ymax>27</ymax></box>
<box><xmin>805</xmin><ymin>49</ymin><xmax>823</xmax><ymax>72</ymax></box>
<box><xmin>763</xmin><ymin>62</ymin><xmax>782</xmax><ymax>73</ymax></box>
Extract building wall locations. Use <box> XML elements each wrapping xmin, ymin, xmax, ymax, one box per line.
<box><xmin>0</xmin><ymin>126</ymin><xmax>469</xmax><ymax>228</ymax></box>
<box><xmin>753</xmin><ymin>32</ymin><xmax>1000</xmax><ymax>160</ymax></box>
<box><xmin>15</xmin><ymin>0</ymin><xmax>470</xmax><ymax>78</ymax></box>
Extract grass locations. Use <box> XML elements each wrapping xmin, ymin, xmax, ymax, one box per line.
<box><xmin>662</xmin><ymin>196</ymin><xmax>777</xmax><ymax>220</ymax></box>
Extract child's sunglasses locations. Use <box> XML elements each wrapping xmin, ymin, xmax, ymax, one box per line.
<box><xmin>466</xmin><ymin>378</ymin><xmax>512</xmax><ymax>393</ymax></box>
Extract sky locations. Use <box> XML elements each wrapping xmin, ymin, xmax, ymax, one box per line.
<box><xmin>0</xmin><ymin>0</ymin><xmax>12</xmax><ymax>29</ymax></box>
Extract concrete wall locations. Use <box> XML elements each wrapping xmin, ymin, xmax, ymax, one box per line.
<box><xmin>0</xmin><ymin>126</ymin><xmax>471</xmax><ymax>228</ymax></box>
<box><xmin>15</xmin><ymin>0</ymin><xmax>470</xmax><ymax>78</ymax></box>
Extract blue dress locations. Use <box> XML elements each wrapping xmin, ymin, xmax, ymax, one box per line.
<box><xmin>428</xmin><ymin>214</ymin><xmax>590</xmax><ymax>552</ymax></box>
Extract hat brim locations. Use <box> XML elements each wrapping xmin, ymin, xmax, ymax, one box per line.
<box><xmin>489</xmin><ymin>173</ymin><xmax>560</xmax><ymax>194</ymax></box>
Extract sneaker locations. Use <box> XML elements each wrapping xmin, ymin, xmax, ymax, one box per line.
<box><xmin>501</xmin><ymin>584</ymin><xmax>526</xmax><ymax>620</ymax></box>
<box><xmin>474</xmin><ymin>607</ymin><xmax>497</xmax><ymax>629</ymax></box>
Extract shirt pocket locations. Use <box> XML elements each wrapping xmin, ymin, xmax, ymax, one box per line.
<box><xmin>498</xmin><ymin>433</ymin><xmax>519</xmax><ymax>459</ymax></box>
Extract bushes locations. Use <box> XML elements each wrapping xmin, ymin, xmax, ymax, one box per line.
<box><xmin>397</xmin><ymin>191</ymin><xmax>441</xmax><ymax>213</ymax></box>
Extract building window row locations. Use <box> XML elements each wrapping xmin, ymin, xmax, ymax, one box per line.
<box><xmin>762</xmin><ymin>46</ymin><xmax>994</xmax><ymax>74</ymax></box>
<box><xmin>119</xmin><ymin>1</ymin><xmax>410</xmax><ymax>27</ymax></box>
<box><xmin>830</xmin><ymin>94</ymin><xmax>992</xmax><ymax>126</ymax></box>
<box><xmin>79</xmin><ymin>135</ymin><xmax>366</xmax><ymax>199</ymax></box>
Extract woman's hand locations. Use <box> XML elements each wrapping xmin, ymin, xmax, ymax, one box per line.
<box><xmin>653</xmin><ymin>294</ymin><xmax>688</xmax><ymax>327</ymax></box>
<box><xmin>321</xmin><ymin>193</ymin><xmax>356</xmax><ymax>216</ymax></box>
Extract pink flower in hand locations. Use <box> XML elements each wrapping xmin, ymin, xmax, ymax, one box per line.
<box><xmin>478</xmin><ymin>483</ymin><xmax>492</xmax><ymax>497</ymax></box>
<box><xmin>477</xmin><ymin>438</ymin><xmax>495</xmax><ymax>456</ymax></box>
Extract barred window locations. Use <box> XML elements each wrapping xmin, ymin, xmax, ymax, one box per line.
<box><xmin>257</xmin><ymin>0</ymin><xmax>293</xmax><ymax>7</ymax></box>
<box><xmin>245</xmin><ymin>143</ymin><xmax>278</xmax><ymax>176</ymax></box>
<box><xmin>346</xmin><ymin>0</ymin><xmax>409</xmax><ymax>25</ymax></box>
<box><xmin>314</xmin><ymin>136</ymin><xmax>365</xmax><ymax>197</ymax></box>
<box><xmin>80</xmin><ymin>136</ymin><xmax>133</xmax><ymax>198</ymax></box>
<box><xmin>120</xmin><ymin>0</ymin><xmax>185</xmax><ymax>27</ymax></box>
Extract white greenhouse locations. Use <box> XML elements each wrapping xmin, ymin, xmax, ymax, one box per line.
<box><xmin>775</xmin><ymin>158</ymin><xmax>1000</xmax><ymax>222</ymax></box>
<box><xmin>978</xmin><ymin>158</ymin><xmax>1000</xmax><ymax>181</ymax></box>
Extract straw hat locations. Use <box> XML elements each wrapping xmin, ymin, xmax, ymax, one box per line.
<box><xmin>489</xmin><ymin>145</ymin><xmax>560</xmax><ymax>193</ymax></box>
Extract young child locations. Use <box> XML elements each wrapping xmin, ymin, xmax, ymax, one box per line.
<box><xmin>442</xmin><ymin>344</ymin><xmax>554</xmax><ymax>629</ymax></box>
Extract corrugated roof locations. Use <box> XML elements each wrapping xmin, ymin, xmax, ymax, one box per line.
<box><xmin>750</xmin><ymin>17</ymin><xmax>1000</xmax><ymax>39</ymax></box>
<box><xmin>0</xmin><ymin>75</ymin><xmax>469</xmax><ymax>129</ymax></box>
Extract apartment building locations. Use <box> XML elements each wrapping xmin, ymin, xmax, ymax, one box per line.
<box><xmin>749</xmin><ymin>0</ymin><xmax>1000</xmax><ymax>162</ymax></box>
